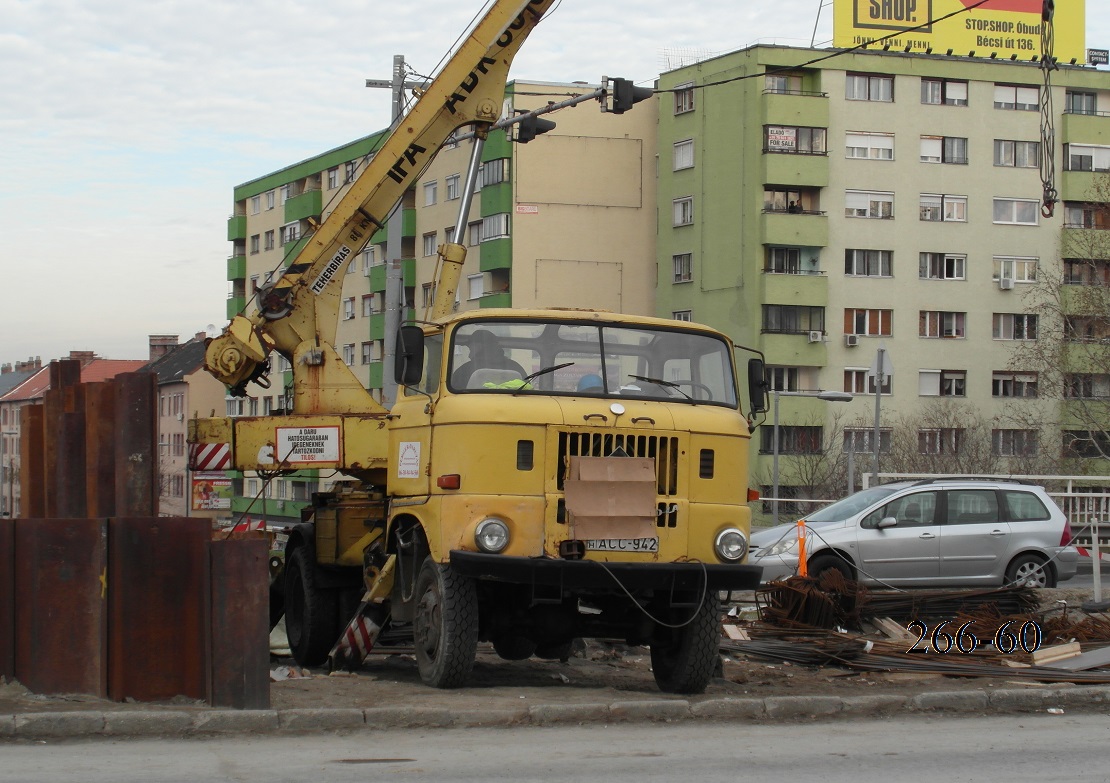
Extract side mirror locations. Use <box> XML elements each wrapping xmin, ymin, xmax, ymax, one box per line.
<box><xmin>877</xmin><ymin>516</ymin><xmax>898</xmax><ymax>529</ymax></box>
<box><xmin>747</xmin><ymin>357</ymin><xmax>769</xmax><ymax>414</ymax></box>
<box><xmin>394</xmin><ymin>325</ymin><xmax>425</xmax><ymax>386</ymax></box>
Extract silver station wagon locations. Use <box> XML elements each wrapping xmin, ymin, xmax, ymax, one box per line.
<box><xmin>750</xmin><ymin>479</ymin><xmax>1079</xmax><ymax>588</ymax></box>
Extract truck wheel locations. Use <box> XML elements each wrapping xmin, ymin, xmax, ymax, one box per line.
<box><xmin>284</xmin><ymin>543</ymin><xmax>339</xmax><ymax>667</ymax></box>
<box><xmin>650</xmin><ymin>592</ymin><xmax>720</xmax><ymax>695</ymax></box>
<box><xmin>413</xmin><ymin>556</ymin><xmax>479</xmax><ymax>688</ymax></box>
<box><xmin>493</xmin><ymin>636</ymin><xmax>536</xmax><ymax>661</ymax></box>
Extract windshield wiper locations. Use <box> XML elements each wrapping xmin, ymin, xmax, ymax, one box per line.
<box><xmin>512</xmin><ymin>362</ymin><xmax>575</xmax><ymax>395</ymax></box>
<box><xmin>628</xmin><ymin>374</ymin><xmax>692</xmax><ymax>400</ymax></box>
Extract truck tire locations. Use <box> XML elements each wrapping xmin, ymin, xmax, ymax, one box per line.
<box><xmin>493</xmin><ymin>636</ymin><xmax>536</xmax><ymax>661</ymax></box>
<box><xmin>650</xmin><ymin>592</ymin><xmax>720</xmax><ymax>695</ymax></box>
<box><xmin>284</xmin><ymin>543</ymin><xmax>339</xmax><ymax>667</ymax></box>
<box><xmin>413</xmin><ymin>556</ymin><xmax>479</xmax><ymax>688</ymax></box>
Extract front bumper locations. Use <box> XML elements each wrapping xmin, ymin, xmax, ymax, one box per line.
<box><xmin>449</xmin><ymin>551</ymin><xmax>762</xmax><ymax>592</ymax></box>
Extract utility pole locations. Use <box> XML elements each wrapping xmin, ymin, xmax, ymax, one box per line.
<box><xmin>367</xmin><ymin>56</ymin><xmax>424</xmax><ymax>407</ymax></box>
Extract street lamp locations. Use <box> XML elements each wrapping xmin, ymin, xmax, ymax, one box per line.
<box><xmin>771</xmin><ymin>389</ymin><xmax>853</xmax><ymax>526</ymax></box>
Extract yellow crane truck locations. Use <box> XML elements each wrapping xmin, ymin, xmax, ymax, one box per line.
<box><xmin>190</xmin><ymin>0</ymin><xmax>767</xmax><ymax>694</ymax></box>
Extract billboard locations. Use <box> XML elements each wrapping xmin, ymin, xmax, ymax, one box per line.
<box><xmin>192</xmin><ymin>472</ymin><xmax>232</xmax><ymax>511</ymax></box>
<box><xmin>833</xmin><ymin>0</ymin><xmax>1086</xmax><ymax>64</ymax></box>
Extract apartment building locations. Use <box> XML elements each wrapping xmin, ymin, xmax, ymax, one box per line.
<box><xmin>222</xmin><ymin>79</ymin><xmax>658</xmax><ymax>525</ymax></box>
<box><xmin>656</xmin><ymin>45</ymin><xmax>1110</xmax><ymax>502</ymax></box>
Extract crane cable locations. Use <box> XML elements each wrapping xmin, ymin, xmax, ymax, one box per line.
<box><xmin>1040</xmin><ymin>0</ymin><xmax>1057</xmax><ymax>218</ymax></box>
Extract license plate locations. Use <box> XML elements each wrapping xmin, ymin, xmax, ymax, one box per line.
<box><xmin>585</xmin><ymin>537</ymin><xmax>659</xmax><ymax>552</ymax></box>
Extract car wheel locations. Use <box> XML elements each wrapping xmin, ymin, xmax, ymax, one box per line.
<box><xmin>1006</xmin><ymin>554</ymin><xmax>1055</xmax><ymax>588</ymax></box>
<box><xmin>808</xmin><ymin>553</ymin><xmax>854</xmax><ymax>583</ymax></box>
<box><xmin>413</xmin><ymin>556</ymin><xmax>479</xmax><ymax>688</ymax></box>
<box><xmin>650</xmin><ymin>592</ymin><xmax>720</xmax><ymax>695</ymax></box>
<box><xmin>284</xmin><ymin>542</ymin><xmax>339</xmax><ymax>667</ymax></box>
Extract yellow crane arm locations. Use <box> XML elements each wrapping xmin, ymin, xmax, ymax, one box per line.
<box><xmin>205</xmin><ymin>0</ymin><xmax>555</xmax><ymax>398</ymax></box>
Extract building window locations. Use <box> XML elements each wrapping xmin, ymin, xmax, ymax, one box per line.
<box><xmin>993</xmin><ymin>313</ymin><xmax>1038</xmax><ymax>340</ymax></box>
<box><xmin>481</xmin><ymin>213</ymin><xmax>510</xmax><ymax>241</ymax></box>
<box><xmin>921</xmin><ymin>78</ymin><xmax>967</xmax><ymax>106</ymax></box>
<box><xmin>919</xmin><ymin>253</ymin><xmax>965</xmax><ymax>280</ymax></box>
<box><xmin>993</xmin><ymin>429</ymin><xmax>1038</xmax><ymax>457</ymax></box>
<box><xmin>672</xmin><ymin>253</ymin><xmax>693</xmax><ymax>283</ymax></box>
<box><xmin>919</xmin><ymin>428</ymin><xmax>963</xmax><ymax>455</ymax></box>
<box><xmin>1066</xmin><ymin>373</ymin><xmax>1110</xmax><ymax>399</ymax></box>
<box><xmin>361</xmin><ymin>342</ymin><xmax>373</xmax><ymax>365</ymax></box>
<box><xmin>279</xmin><ymin>223</ymin><xmax>300</xmax><ymax>245</ymax></box>
<box><xmin>994</xmin><ymin>84</ymin><xmax>1039</xmax><ymax>111</ymax></box>
<box><xmin>995</xmin><ymin>140</ymin><xmax>1040</xmax><ymax>168</ymax></box>
<box><xmin>467</xmin><ymin>274</ymin><xmax>484</xmax><ymax>300</ymax></box>
<box><xmin>845</xmin><ymin>190</ymin><xmax>893</xmax><ymax>219</ymax></box>
<box><xmin>479</xmin><ymin>158</ymin><xmax>510</xmax><ymax>187</ymax></box>
<box><xmin>445</xmin><ymin>174</ymin><xmax>460</xmax><ymax>200</ymax></box>
<box><xmin>919</xmin><ymin>193</ymin><xmax>967</xmax><ymax>222</ymax></box>
<box><xmin>674</xmin><ymin>82</ymin><xmax>695</xmax><ymax>114</ymax></box>
<box><xmin>342</xmin><ymin>344</ymin><xmax>355</xmax><ymax>365</ymax></box>
<box><xmin>844</xmin><ymin>368</ymin><xmax>891</xmax><ymax>395</ymax></box>
<box><xmin>345</xmin><ymin>162</ymin><xmax>357</xmax><ymax>183</ymax></box>
<box><xmin>423</xmin><ymin>181</ymin><xmax>437</xmax><ymax>206</ymax></box>
<box><xmin>846</xmin><ymin>73</ymin><xmax>893</xmax><ymax>102</ymax></box>
<box><xmin>1065</xmin><ymin>316</ymin><xmax>1110</xmax><ymax>343</ymax></box>
<box><xmin>760</xmin><ymin>426</ymin><xmax>824</xmax><ymax>455</ymax></box>
<box><xmin>845</xmin><ymin>132</ymin><xmax>894</xmax><ymax>160</ymax></box>
<box><xmin>920</xmin><ymin>135</ymin><xmax>967</xmax><ymax>164</ymax></box>
<box><xmin>993</xmin><ymin>372</ymin><xmax>1038</xmax><ymax>398</ymax></box>
<box><xmin>279</xmin><ymin>185</ymin><xmax>291</xmax><ymax>205</ymax></box>
<box><xmin>361</xmin><ymin>295</ymin><xmax>373</xmax><ymax>317</ymax></box>
<box><xmin>766</xmin><ymin>366</ymin><xmax>801</xmax><ymax>392</ymax></box>
<box><xmin>993</xmin><ymin>256</ymin><xmax>1038</xmax><ymax>283</ymax></box>
<box><xmin>672</xmin><ymin>310</ymin><xmax>693</xmax><ymax>322</ymax></box>
<box><xmin>264</xmin><ymin>230</ymin><xmax>275</xmax><ymax>251</ymax></box>
<box><xmin>422</xmin><ymin>283</ymin><xmax>435</xmax><ymax>308</ymax></box>
<box><xmin>919</xmin><ymin>311</ymin><xmax>966</xmax><ymax>339</ymax></box>
<box><xmin>467</xmin><ymin>221</ymin><xmax>483</xmax><ymax>246</ymax></box>
<box><xmin>843</xmin><ymin>428</ymin><xmax>892</xmax><ymax>454</ymax></box>
<box><xmin>1065</xmin><ymin>259</ymin><xmax>1110</xmax><ymax>286</ymax></box>
<box><xmin>673</xmin><ymin>139</ymin><xmax>694</xmax><ymax>170</ymax></box>
<box><xmin>265</xmin><ymin>190</ymin><xmax>275</xmax><ymax>210</ymax></box>
<box><xmin>766</xmin><ymin>73</ymin><xmax>803</xmax><ymax>94</ymax></box>
<box><xmin>762</xmin><ymin>305</ymin><xmax>825</xmax><ymax>334</ymax></box>
<box><xmin>1063</xmin><ymin>431</ymin><xmax>1110</xmax><ymax>459</ymax></box>
<box><xmin>918</xmin><ymin>369</ymin><xmax>965</xmax><ymax>397</ymax></box>
<box><xmin>1064</xmin><ymin>202</ymin><xmax>1110</xmax><ymax>230</ymax></box>
<box><xmin>673</xmin><ymin>197</ymin><xmax>693</xmax><ymax>226</ymax></box>
<box><xmin>1065</xmin><ymin>143</ymin><xmax>1110</xmax><ymax>172</ymax></box>
<box><xmin>423</xmin><ymin>232</ymin><xmax>437</xmax><ymax>257</ymax></box>
<box><xmin>993</xmin><ymin>198</ymin><xmax>1038</xmax><ymax>225</ymax></box>
<box><xmin>250</xmin><ymin>195</ymin><xmax>261</xmax><ymax>215</ymax></box>
<box><xmin>764</xmin><ymin>188</ymin><xmax>810</xmax><ymax>213</ymax></box>
<box><xmin>327</xmin><ymin>168</ymin><xmax>338</xmax><ymax>189</ymax></box>
<box><xmin>1065</xmin><ymin>90</ymin><xmax>1097</xmax><ymax>115</ymax></box>
<box><xmin>249</xmin><ymin>234</ymin><xmax>260</xmax><ymax>254</ymax></box>
<box><xmin>764</xmin><ymin>126</ymin><xmax>827</xmax><ymax>154</ymax></box>
<box><xmin>766</xmin><ymin>247</ymin><xmax>802</xmax><ymax>274</ymax></box>
<box><xmin>844</xmin><ymin>308</ymin><xmax>892</xmax><ymax>336</ymax></box>
<box><xmin>343</xmin><ymin>298</ymin><xmax>355</xmax><ymax>320</ymax></box>
<box><xmin>844</xmin><ymin>249</ymin><xmax>892</xmax><ymax>277</ymax></box>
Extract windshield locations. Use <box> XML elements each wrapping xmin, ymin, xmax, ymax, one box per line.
<box><xmin>447</xmin><ymin>319</ymin><xmax>738</xmax><ymax>407</ymax></box>
<box><xmin>804</xmin><ymin>485</ymin><xmax>901</xmax><ymax>523</ymax></box>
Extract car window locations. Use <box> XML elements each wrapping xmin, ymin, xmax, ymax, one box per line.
<box><xmin>1003</xmin><ymin>490</ymin><xmax>1051</xmax><ymax>522</ymax></box>
<box><xmin>860</xmin><ymin>491</ymin><xmax>937</xmax><ymax>529</ymax></box>
<box><xmin>946</xmin><ymin>489</ymin><xmax>1000</xmax><ymax>524</ymax></box>
<box><xmin>807</xmin><ymin>485</ymin><xmax>900</xmax><ymax>523</ymax></box>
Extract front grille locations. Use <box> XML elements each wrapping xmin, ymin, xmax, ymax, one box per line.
<box><xmin>556</xmin><ymin>427</ymin><xmax>680</xmax><ymax>506</ymax></box>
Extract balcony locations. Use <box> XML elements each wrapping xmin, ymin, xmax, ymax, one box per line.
<box><xmin>1062</xmin><ymin>111</ymin><xmax>1110</xmax><ymax>145</ymax></box>
<box><xmin>368</xmin><ymin>258</ymin><xmax>416</xmax><ymax>292</ymax></box>
<box><xmin>227</xmin><ymin>215</ymin><xmax>247</xmax><ymax>241</ymax></box>
<box><xmin>761</xmin><ymin>270</ymin><xmax>828</xmax><ymax>305</ymax></box>
<box><xmin>761</xmin><ymin>152</ymin><xmax>829</xmax><ymax>188</ymax></box>
<box><xmin>480</xmin><ymin>292</ymin><xmax>512</xmax><ymax>308</ymax></box>
<box><xmin>226</xmin><ymin>255</ymin><xmax>246</xmax><ymax>281</ymax></box>
<box><xmin>761</xmin><ymin>210</ymin><xmax>828</xmax><ymax>247</ymax></box>
<box><xmin>225</xmin><ymin>294</ymin><xmax>246</xmax><ymax>321</ymax></box>
<box><xmin>759</xmin><ymin>332</ymin><xmax>828</xmax><ymax>367</ymax></box>
<box><xmin>479</xmin><ymin>238</ymin><xmax>512</xmax><ymax>272</ymax></box>
<box><xmin>761</xmin><ymin>89</ymin><xmax>829</xmax><ymax>128</ymax></box>
<box><xmin>284</xmin><ymin>189</ymin><xmax>322</xmax><ymax>223</ymax></box>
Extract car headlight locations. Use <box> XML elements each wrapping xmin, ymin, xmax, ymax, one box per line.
<box><xmin>765</xmin><ymin>537</ymin><xmax>800</xmax><ymax>557</ymax></box>
<box><xmin>714</xmin><ymin>528</ymin><xmax>749</xmax><ymax>562</ymax></box>
<box><xmin>475</xmin><ymin>518</ymin><xmax>510</xmax><ymax>553</ymax></box>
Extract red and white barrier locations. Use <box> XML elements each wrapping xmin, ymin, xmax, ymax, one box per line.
<box><xmin>328</xmin><ymin>603</ymin><xmax>389</xmax><ymax>671</ymax></box>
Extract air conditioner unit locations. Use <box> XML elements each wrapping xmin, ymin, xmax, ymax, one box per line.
<box><xmin>808</xmin><ymin>330</ymin><xmax>824</xmax><ymax>343</ymax></box>
<box><xmin>845</xmin><ymin>334</ymin><xmax>859</xmax><ymax>347</ymax></box>
<box><xmin>999</xmin><ymin>277</ymin><xmax>1014</xmax><ymax>290</ymax></box>
<box><xmin>275</xmin><ymin>500</ymin><xmax>285</xmax><ymax>510</ymax></box>
<box><xmin>175</xmin><ymin>412</ymin><xmax>185</xmax><ymax>422</ymax></box>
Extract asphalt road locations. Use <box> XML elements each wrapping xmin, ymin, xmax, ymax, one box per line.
<box><xmin>4</xmin><ymin>714</ymin><xmax>1110</xmax><ymax>783</ymax></box>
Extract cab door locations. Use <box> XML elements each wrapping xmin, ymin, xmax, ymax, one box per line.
<box><xmin>855</xmin><ymin>490</ymin><xmax>941</xmax><ymax>584</ymax></box>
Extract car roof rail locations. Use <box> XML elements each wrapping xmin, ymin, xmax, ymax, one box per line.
<box><xmin>909</xmin><ymin>475</ymin><xmax>1036</xmax><ymax>487</ymax></box>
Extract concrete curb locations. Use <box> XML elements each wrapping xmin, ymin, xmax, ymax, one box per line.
<box><xmin>4</xmin><ymin>684</ymin><xmax>1110</xmax><ymax>739</ymax></box>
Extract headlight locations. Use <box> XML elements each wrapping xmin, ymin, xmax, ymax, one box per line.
<box><xmin>714</xmin><ymin>528</ymin><xmax>749</xmax><ymax>562</ymax></box>
<box><xmin>475</xmin><ymin>518</ymin><xmax>510</xmax><ymax>553</ymax></box>
<box><xmin>765</xmin><ymin>537</ymin><xmax>800</xmax><ymax>557</ymax></box>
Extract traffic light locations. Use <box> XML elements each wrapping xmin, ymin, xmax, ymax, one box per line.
<box><xmin>606</xmin><ymin>77</ymin><xmax>654</xmax><ymax>114</ymax></box>
<box><xmin>513</xmin><ymin>114</ymin><xmax>557</xmax><ymax>143</ymax></box>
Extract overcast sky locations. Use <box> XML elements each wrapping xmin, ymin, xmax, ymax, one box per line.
<box><xmin>1</xmin><ymin>0</ymin><xmax>1106</xmax><ymax>365</ymax></box>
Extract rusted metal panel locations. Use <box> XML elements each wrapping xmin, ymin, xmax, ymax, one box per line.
<box><xmin>108</xmin><ymin>517</ymin><xmax>209</xmax><ymax>702</ymax></box>
<box><xmin>42</xmin><ymin>360</ymin><xmax>82</xmax><ymax>519</ymax></box>
<box><xmin>41</xmin><ymin>389</ymin><xmax>61</xmax><ymax>519</ymax></box>
<box><xmin>13</xmin><ymin>518</ymin><xmax>108</xmax><ymax>696</ymax></box>
<box><xmin>209</xmin><ymin>538</ymin><xmax>271</xmax><ymax>709</ymax></box>
<box><xmin>56</xmin><ymin>383</ymin><xmax>88</xmax><ymax>518</ymax></box>
<box><xmin>113</xmin><ymin>373</ymin><xmax>158</xmax><ymax>517</ymax></box>
<box><xmin>85</xmin><ymin>380</ymin><xmax>117</xmax><ymax>518</ymax></box>
<box><xmin>0</xmin><ymin>518</ymin><xmax>13</xmax><ymax>679</ymax></box>
<box><xmin>19</xmin><ymin>405</ymin><xmax>45</xmax><ymax>519</ymax></box>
